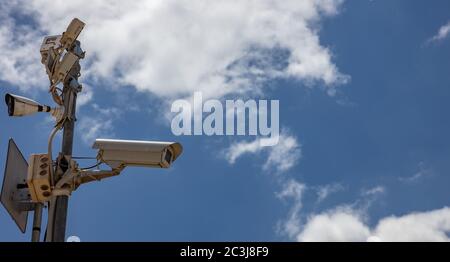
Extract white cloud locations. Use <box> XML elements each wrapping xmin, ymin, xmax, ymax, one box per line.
<box><xmin>76</xmin><ymin>83</ymin><xmax>94</xmax><ymax>108</ymax></box>
<box><xmin>316</xmin><ymin>183</ymin><xmax>345</xmax><ymax>203</ymax></box>
<box><xmin>291</xmin><ymin>206</ymin><xmax>450</xmax><ymax>242</ymax></box>
<box><xmin>278</xmin><ymin>180</ymin><xmax>450</xmax><ymax>242</ymax></box>
<box><xmin>430</xmin><ymin>21</ymin><xmax>450</xmax><ymax>42</ymax></box>
<box><xmin>277</xmin><ymin>179</ymin><xmax>306</xmax><ymax>201</ymax></box>
<box><xmin>399</xmin><ymin>162</ymin><xmax>432</xmax><ymax>183</ymax></box>
<box><xmin>276</xmin><ymin>180</ymin><xmax>371</xmax><ymax>242</ymax></box>
<box><xmin>276</xmin><ymin>179</ymin><xmax>307</xmax><ymax>239</ymax></box>
<box><xmin>298</xmin><ymin>207</ymin><xmax>371</xmax><ymax>242</ymax></box>
<box><xmin>0</xmin><ymin>2</ymin><xmax>47</xmax><ymax>92</ymax></box>
<box><xmin>224</xmin><ymin>133</ymin><xmax>301</xmax><ymax>174</ymax></box>
<box><xmin>77</xmin><ymin>116</ymin><xmax>114</xmax><ymax>145</ymax></box>
<box><xmin>264</xmin><ymin>135</ymin><xmax>302</xmax><ymax>173</ymax></box>
<box><xmin>361</xmin><ymin>186</ymin><xmax>385</xmax><ymax>197</ymax></box>
<box><xmin>225</xmin><ymin>138</ymin><xmax>266</xmax><ymax>165</ymax></box>
<box><xmin>77</xmin><ymin>104</ymin><xmax>120</xmax><ymax>144</ymax></box>
<box><xmin>372</xmin><ymin>207</ymin><xmax>450</xmax><ymax>242</ymax></box>
<box><xmin>0</xmin><ymin>0</ymin><xmax>349</xmax><ymax>99</ymax></box>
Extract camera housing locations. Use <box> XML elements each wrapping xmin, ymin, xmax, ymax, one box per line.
<box><xmin>5</xmin><ymin>93</ymin><xmax>51</xmax><ymax>117</ymax></box>
<box><xmin>92</xmin><ymin>139</ymin><xmax>183</xmax><ymax>169</ymax></box>
<box><xmin>60</xmin><ymin>18</ymin><xmax>85</xmax><ymax>49</ymax></box>
<box><xmin>4</xmin><ymin>93</ymin><xmax>64</xmax><ymax>121</ymax></box>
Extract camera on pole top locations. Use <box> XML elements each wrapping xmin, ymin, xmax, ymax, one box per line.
<box><xmin>39</xmin><ymin>18</ymin><xmax>86</xmax><ymax>106</ymax></box>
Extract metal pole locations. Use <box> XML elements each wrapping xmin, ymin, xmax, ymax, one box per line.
<box><xmin>31</xmin><ymin>203</ymin><xmax>43</xmax><ymax>242</ymax></box>
<box><xmin>46</xmin><ymin>61</ymin><xmax>80</xmax><ymax>242</ymax></box>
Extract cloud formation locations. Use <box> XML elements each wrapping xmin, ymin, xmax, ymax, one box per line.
<box><xmin>316</xmin><ymin>183</ymin><xmax>345</xmax><ymax>203</ymax></box>
<box><xmin>297</xmin><ymin>207</ymin><xmax>450</xmax><ymax>242</ymax></box>
<box><xmin>224</xmin><ymin>133</ymin><xmax>301</xmax><ymax>174</ymax></box>
<box><xmin>0</xmin><ymin>2</ymin><xmax>47</xmax><ymax>91</ymax></box>
<box><xmin>1</xmin><ymin>0</ymin><xmax>348</xmax><ymax>99</ymax></box>
<box><xmin>77</xmin><ymin>104</ymin><xmax>120</xmax><ymax>144</ymax></box>
<box><xmin>298</xmin><ymin>207</ymin><xmax>371</xmax><ymax>242</ymax></box>
<box><xmin>361</xmin><ymin>186</ymin><xmax>385</xmax><ymax>197</ymax></box>
<box><xmin>276</xmin><ymin>179</ymin><xmax>307</xmax><ymax>239</ymax></box>
<box><xmin>399</xmin><ymin>162</ymin><xmax>433</xmax><ymax>184</ymax></box>
<box><xmin>278</xmin><ymin>181</ymin><xmax>450</xmax><ymax>242</ymax></box>
<box><xmin>429</xmin><ymin>21</ymin><xmax>450</xmax><ymax>42</ymax></box>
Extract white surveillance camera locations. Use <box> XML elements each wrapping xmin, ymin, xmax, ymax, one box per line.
<box><xmin>92</xmin><ymin>139</ymin><xmax>183</xmax><ymax>169</ymax></box>
<box><xmin>5</xmin><ymin>93</ymin><xmax>49</xmax><ymax>117</ymax></box>
<box><xmin>60</xmin><ymin>18</ymin><xmax>85</xmax><ymax>49</ymax></box>
<box><xmin>52</xmin><ymin>52</ymin><xmax>79</xmax><ymax>84</ymax></box>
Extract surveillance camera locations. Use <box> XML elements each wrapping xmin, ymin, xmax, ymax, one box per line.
<box><xmin>5</xmin><ymin>93</ymin><xmax>51</xmax><ymax>117</ymax></box>
<box><xmin>40</xmin><ymin>35</ymin><xmax>62</xmax><ymax>64</ymax></box>
<box><xmin>60</xmin><ymin>18</ymin><xmax>85</xmax><ymax>49</ymax></box>
<box><xmin>92</xmin><ymin>139</ymin><xmax>183</xmax><ymax>169</ymax></box>
<box><xmin>52</xmin><ymin>52</ymin><xmax>79</xmax><ymax>84</ymax></box>
<box><xmin>4</xmin><ymin>93</ymin><xmax>64</xmax><ymax>119</ymax></box>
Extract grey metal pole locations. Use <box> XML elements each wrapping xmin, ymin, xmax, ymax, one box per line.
<box><xmin>46</xmin><ymin>61</ymin><xmax>80</xmax><ymax>242</ymax></box>
<box><xmin>31</xmin><ymin>203</ymin><xmax>43</xmax><ymax>242</ymax></box>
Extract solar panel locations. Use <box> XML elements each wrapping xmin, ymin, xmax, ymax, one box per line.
<box><xmin>0</xmin><ymin>139</ymin><xmax>30</xmax><ymax>233</ymax></box>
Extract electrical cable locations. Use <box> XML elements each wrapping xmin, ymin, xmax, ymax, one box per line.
<box><xmin>71</xmin><ymin>156</ymin><xmax>97</xmax><ymax>160</ymax></box>
<box><xmin>47</xmin><ymin>119</ymin><xmax>65</xmax><ymax>187</ymax></box>
<box><xmin>79</xmin><ymin>162</ymin><xmax>102</xmax><ymax>171</ymax></box>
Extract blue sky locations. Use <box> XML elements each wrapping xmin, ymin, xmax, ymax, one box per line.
<box><xmin>1</xmin><ymin>0</ymin><xmax>450</xmax><ymax>241</ymax></box>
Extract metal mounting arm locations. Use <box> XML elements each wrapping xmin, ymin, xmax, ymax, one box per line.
<box><xmin>76</xmin><ymin>168</ymin><xmax>124</xmax><ymax>187</ymax></box>
<box><xmin>50</xmin><ymin>163</ymin><xmax>125</xmax><ymax>197</ymax></box>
